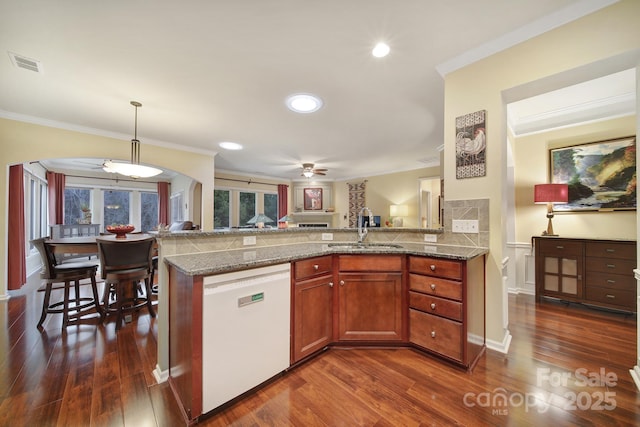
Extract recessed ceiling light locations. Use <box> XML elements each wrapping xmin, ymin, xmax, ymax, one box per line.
<box><xmin>219</xmin><ymin>141</ymin><xmax>243</xmax><ymax>150</ymax></box>
<box><xmin>286</xmin><ymin>93</ymin><xmax>323</xmax><ymax>113</ymax></box>
<box><xmin>372</xmin><ymin>42</ymin><xmax>390</xmax><ymax>58</ymax></box>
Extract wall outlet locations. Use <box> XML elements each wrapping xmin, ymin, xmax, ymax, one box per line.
<box><xmin>424</xmin><ymin>234</ymin><xmax>437</xmax><ymax>243</ymax></box>
<box><xmin>452</xmin><ymin>219</ymin><xmax>479</xmax><ymax>233</ymax></box>
<box><xmin>243</xmin><ymin>235</ymin><xmax>256</xmax><ymax>245</ymax></box>
<box><xmin>322</xmin><ymin>233</ymin><xmax>334</xmax><ymax>241</ymax></box>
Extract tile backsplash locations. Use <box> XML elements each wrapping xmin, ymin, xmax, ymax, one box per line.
<box><xmin>438</xmin><ymin>198</ymin><xmax>489</xmax><ymax>248</ymax></box>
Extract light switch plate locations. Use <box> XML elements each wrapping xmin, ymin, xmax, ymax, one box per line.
<box><xmin>243</xmin><ymin>235</ymin><xmax>256</xmax><ymax>245</ymax></box>
<box><xmin>452</xmin><ymin>219</ymin><xmax>479</xmax><ymax>233</ymax></box>
<box><xmin>322</xmin><ymin>233</ymin><xmax>334</xmax><ymax>241</ymax></box>
<box><xmin>424</xmin><ymin>234</ymin><xmax>437</xmax><ymax>243</ymax></box>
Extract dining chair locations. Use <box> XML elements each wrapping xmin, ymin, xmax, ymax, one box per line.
<box><xmin>31</xmin><ymin>237</ymin><xmax>104</xmax><ymax>330</ymax></box>
<box><xmin>96</xmin><ymin>235</ymin><xmax>156</xmax><ymax>330</ymax></box>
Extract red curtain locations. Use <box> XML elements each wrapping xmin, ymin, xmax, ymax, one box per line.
<box><xmin>46</xmin><ymin>171</ymin><xmax>65</xmax><ymax>224</ymax></box>
<box><xmin>277</xmin><ymin>184</ymin><xmax>288</xmax><ymax>219</ymax></box>
<box><xmin>158</xmin><ymin>182</ymin><xmax>170</xmax><ymax>226</ymax></box>
<box><xmin>8</xmin><ymin>164</ymin><xmax>26</xmax><ymax>290</ymax></box>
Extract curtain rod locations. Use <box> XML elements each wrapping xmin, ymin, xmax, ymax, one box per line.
<box><xmin>215</xmin><ymin>177</ymin><xmax>282</xmax><ymax>187</ymax></box>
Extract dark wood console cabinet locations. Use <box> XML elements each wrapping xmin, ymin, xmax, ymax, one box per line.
<box><xmin>533</xmin><ymin>236</ymin><xmax>636</xmax><ymax>312</ymax></box>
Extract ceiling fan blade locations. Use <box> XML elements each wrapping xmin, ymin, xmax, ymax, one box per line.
<box><xmin>314</xmin><ymin>171</ymin><xmax>326</xmax><ymax>175</ymax></box>
<box><xmin>313</xmin><ymin>168</ymin><xmax>328</xmax><ymax>172</ymax></box>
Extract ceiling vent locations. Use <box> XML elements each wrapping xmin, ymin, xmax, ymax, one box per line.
<box><xmin>8</xmin><ymin>52</ymin><xmax>42</xmax><ymax>73</ymax></box>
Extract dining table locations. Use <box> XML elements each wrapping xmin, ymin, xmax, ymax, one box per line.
<box><xmin>47</xmin><ymin>233</ymin><xmax>155</xmax><ymax>255</ymax></box>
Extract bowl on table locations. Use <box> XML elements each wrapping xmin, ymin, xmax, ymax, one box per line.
<box><xmin>105</xmin><ymin>224</ymin><xmax>135</xmax><ymax>239</ymax></box>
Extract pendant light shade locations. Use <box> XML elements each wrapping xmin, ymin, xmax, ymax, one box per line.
<box><xmin>103</xmin><ymin>101</ymin><xmax>162</xmax><ymax>179</ymax></box>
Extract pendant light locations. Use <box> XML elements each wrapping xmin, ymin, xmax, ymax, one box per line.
<box><xmin>103</xmin><ymin>101</ymin><xmax>162</xmax><ymax>178</ymax></box>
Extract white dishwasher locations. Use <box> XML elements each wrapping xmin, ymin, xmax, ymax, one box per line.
<box><xmin>201</xmin><ymin>263</ymin><xmax>291</xmax><ymax>413</ymax></box>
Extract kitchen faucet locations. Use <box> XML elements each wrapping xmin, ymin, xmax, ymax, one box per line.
<box><xmin>357</xmin><ymin>207</ymin><xmax>374</xmax><ymax>244</ymax></box>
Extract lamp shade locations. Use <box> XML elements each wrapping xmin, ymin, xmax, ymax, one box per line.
<box><xmin>247</xmin><ymin>213</ymin><xmax>274</xmax><ymax>224</ymax></box>
<box><xmin>534</xmin><ymin>184</ymin><xmax>568</xmax><ymax>204</ymax></box>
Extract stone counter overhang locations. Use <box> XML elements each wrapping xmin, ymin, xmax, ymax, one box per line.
<box><xmin>156</xmin><ymin>228</ymin><xmax>488</xmax><ymax>276</ymax></box>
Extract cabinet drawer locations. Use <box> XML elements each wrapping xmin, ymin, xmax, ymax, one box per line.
<box><xmin>586</xmin><ymin>242</ymin><xmax>635</xmax><ymax>260</ymax></box>
<box><xmin>409</xmin><ymin>273</ymin><xmax>462</xmax><ymax>301</ymax></box>
<box><xmin>409</xmin><ymin>292</ymin><xmax>462</xmax><ymax>321</ymax></box>
<box><xmin>585</xmin><ymin>286</ymin><xmax>636</xmax><ymax>309</ymax></box>
<box><xmin>585</xmin><ymin>272</ymin><xmax>635</xmax><ymax>291</ymax></box>
<box><xmin>294</xmin><ymin>256</ymin><xmax>333</xmax><ymax>281</ymax></box>
<box><xmin>338</xmin><ymin>255</ymin><xmax>402</xmax><ymax>272</ymax></box>
<box><xmin>585</xmin><ymin>257</ymin><xmax>636</xmax><ymax>275</ymax></box>
<box><xmin>409</xmin><ymin>256</ymin><xmax>462</xmax><ymax>280</ymax></box>
<box><xmin>409</xmin><ymin>309</ymin><xmax>462</xmax><ymax>361</ymax></box>
<box><xmin>537</xmin><ymin>239</ymin><xmax>583</xmax><ymax>257</ymax></box>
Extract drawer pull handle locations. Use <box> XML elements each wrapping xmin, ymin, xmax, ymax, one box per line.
<box><xmin>431</xmin><ymin>331</ymin><xmax>436</xmax><ymax>338</ymax></box>
<box><xmin>429</xmin><ymin>265</ymin><xmax>436</xmax><ymax>271</ymax></box>
<box><xmin>329</xmin><ymin>282</ymin><xmax>334</xmax><ymax>288</ymax></box>
<box><xmin>430</xmin><ymin>284</ymin><xmax>436</xmax><ymax>290</ymax></box>
<box><xmin>606</xmin><ymin>294</ymin><xmax>616</xmax><ymax>299</ymax></box>
<box><xmin>606</xmin><ymin>264</ymin><xmax>616</xmax><ymax>269</ymax></box>
<box><xmin>430</xmin><ymin>303</ymin><xmax>436</xmax><ymax>310</ymax></box>
<box><xmin>339</xmin><ymin>280</ymin><xmax>345</xmax><ymax>286</ymax></box>
<box><xmin>556</xmin><ymin>245</ymin><xmax>564</xmax><ymax>249</ymax></box>
<box><xmin>605</xmin><ymin>248</ymin><xmax>616</xmax><ymax>253</ymax></box>
<box><xmin>607</xmin><ymin>279</ymin><xmax>616</xmax><ymax>284</ymax></box>
<box><xmin>313</xmin><ymin>264</ymin><xmax>319</xmax><ymax>270</ymax></box>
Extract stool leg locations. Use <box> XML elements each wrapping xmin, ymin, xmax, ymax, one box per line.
<box><xmin>37</xmin><ymin>282</ymin><xmax>52</xmax><ymax>329</ymax></box>
<box><xmin>143</xmin><ymin>278</ymin><xmax>156</xmax><ymax>318</ymax></box>
<box><xmin>62</xmin><ymin>280</ymin><xmax>71</xmax><ymax>328</ymax></box>
<box><xmin>90</xmin><ymin>273</ymin><xmax>105</xmax><ymax>321</ymax></box>
<box><xmin>115</xmin><ymin>284</ymin><xmax>124</xmax><ymax>330</ymax></box>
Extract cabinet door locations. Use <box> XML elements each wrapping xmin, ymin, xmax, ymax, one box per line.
<box><xmin>541</xmin><ymin>254</ymin><xmax>583</xmax><ymax>298</ymax></box>
<box><xmin>337</xmin><ymin>272</ymin><xmax>402</xmax><ymax>341</ymax></box>
<box><xmin>292</xmin><ymin>276</ymin><xmax>333</xmax><ymax>363</ymax></box>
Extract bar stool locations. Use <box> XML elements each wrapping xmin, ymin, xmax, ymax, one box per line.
<box><xmin>96</xmin><ymin>235</ymin><xmax>156</xmax><ymax>330</ymax></box>
<box><xmin>31</xmin><ymin>237</ymin><xmax>104</xmax><ymax>330</ymax></box>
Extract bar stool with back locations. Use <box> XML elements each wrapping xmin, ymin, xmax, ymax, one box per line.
<box><xmin>96</xmin><ymin>235</ymin><xmax>156</xmax><ymax>330</ymax></box>
<box><xmin>31</xmin><ymin>237</ymin><xmax>104</xmax><ymax>330</ymax></box>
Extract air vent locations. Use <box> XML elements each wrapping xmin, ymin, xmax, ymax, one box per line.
<box><xmin>8</xmin><ymin>52</ymin><xmax>42</xmax><ymax>73</ymax></box>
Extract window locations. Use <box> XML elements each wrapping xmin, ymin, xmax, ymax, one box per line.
<box><xmin>264</xmin><ymin>193</ymin><xmax>278</xmax><ymax>224</ymax></box>
<box><xmin>140</xmin><ymin>192</ymin><xmax>159</xmax><ymax>232</ymax></box>
<box><xmin>64</xmin><ymin>187</ymin><xmax>91</xmax><ymax>225</ymax></box>
<box><xmin>171</xmin><ymin>192</ymin><xmax>184</xmax><ymax>223</ymax></box>
<box><xmin>25</xmin><ymin>171</ymin><xmax>48</xmax><ymax>251</ymax></box>
<box><xmin>104</xmin><ymin>190</ymin><xmax>131</xmax><ymax>226</ymax></box>
<box><xmin>214</xmin><ymin>189</ymin><xmax>230</xmax><ymax>228</ymax></box>
<box><xmin>239</xmin><ymin>192</ymin><xmax>257</xmax><ymax>225</ymax></box>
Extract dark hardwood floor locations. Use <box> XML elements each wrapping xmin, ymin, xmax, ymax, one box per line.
<box><xmin>1</xmin><ymin>278</ymin><xmax>638</xmax><ymax>426</ymax></box>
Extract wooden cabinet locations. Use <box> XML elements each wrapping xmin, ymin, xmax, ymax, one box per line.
<box><xmin>292</xmin><ymin>256</ymin><xmax>334</xmax><ymax>363</ymax></box>
<box><xmin>534</xmin><ymin>237</ymin><xmax>636</xmax><ymax>312</ymax></box>
<box><xmin>408</xmin><ymin>255</ymin><xmax>485</xmax><ymax>369</ymax></box>
<box><xmin>336</xmin><ymin>255</ymin><xmax>404</xmax><ymax>342</ymax></box>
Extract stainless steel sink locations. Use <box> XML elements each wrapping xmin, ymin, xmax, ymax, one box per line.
<box><xmin>328</xmin><ymin>242</ymin><xmax>403</xmax><ymax>250</ymax></box>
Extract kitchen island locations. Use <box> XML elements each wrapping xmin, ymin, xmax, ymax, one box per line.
<box><xmin>156</xmin><ymin>228</ymin><xmax>488</xmax><ymax>424</ymax></box>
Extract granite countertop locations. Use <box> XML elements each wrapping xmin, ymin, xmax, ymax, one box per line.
<box><xmin>164</xmin><ymin>242</ymin><xmax>488</xmax><ymax>276</ymax></box>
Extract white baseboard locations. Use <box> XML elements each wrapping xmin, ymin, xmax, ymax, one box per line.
<box><xmin>153</xmin><ymin>364</ymin><xmax>169</xmax><ymax>384</ymax></box>
<box><xmin>630</xmin><ymin>366</ymin><xmax>640</xmax><ymax>391</ymax></box>
<box><xmin>508</xmin><ymin>287</ymin><xmax>535</xmax><ymax>296</ymax></box>
<box><xmin>0</xmin><ymin>294</ymin><xmax>10</xmax><ymax>301</ymax></box>
<box><xmin>486</xmin><ymin>330</ymin><xmax>512</xmax><ymax>354</ymax></box>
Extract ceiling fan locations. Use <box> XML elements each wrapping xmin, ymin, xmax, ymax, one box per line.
<box><xmin>301</xmin><ymin>163</ymin><xmax>328</xmax><ymax>178</ymax></box>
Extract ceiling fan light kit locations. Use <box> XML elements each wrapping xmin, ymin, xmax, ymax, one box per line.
<box><xmin>301</xmin><ymin>162</ymin><xmax>327</xmax><ymax>178</ymax></box>
<box><xmin>103</xmin><ymin>101</ymin><xmax>162</xmax><ymax>179</ymax></box>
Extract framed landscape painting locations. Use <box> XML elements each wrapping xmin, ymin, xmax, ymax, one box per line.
<box><xmin>550</xmin><ymin>136</ymin><xmax>636</xmax><ymax>211</ymax></box>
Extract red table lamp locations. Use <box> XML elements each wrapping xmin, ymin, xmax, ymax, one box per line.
<box><xmin>534</xmin><ymin>183</ymin><xmax>569</xmax><ymax>236</ymax></box>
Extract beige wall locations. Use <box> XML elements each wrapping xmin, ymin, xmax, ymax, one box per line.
<box><xmin>334</xmin><ymin>166</ymin><xmax>441</xmax><ymax>228</ymax></box>
<box><xmin>514</xmin><ymin>116</ymin><xmax>636</xmax><ymax>242</ymax></box>
<box><xmin>443</xmin><ymin>0</ymin><xmax>640</xmax><ymax>347</ymax></box>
